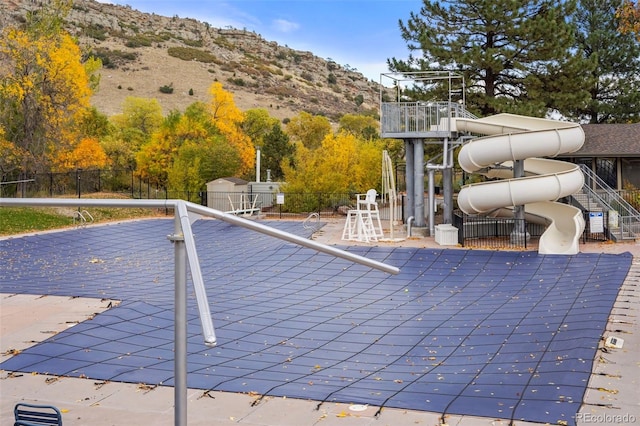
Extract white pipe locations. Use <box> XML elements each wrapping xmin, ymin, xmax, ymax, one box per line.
<box><xmin>186</xmin><ymin>201</ymin><xmax>400</xmax><ymax>275</ymax></box>
<box><xmin>256</xmin><ymin>147</ymin><xmax>261</xmax><ymax>183</ymax></box>
<box><xmin>442</xmin><ymin>137</ymin><xmax>449</xmax><ymax>168</ymax></box>
<box><xmin>171</xmin><ymin>213</ymin><xmax>188</xmax><ymax>426</ymax></box>
<box><xmin>176</xmin><ymin>201</ymin><xmax>217</xmax><ymax>346</ymax></box>
<box><xmin>427</xmin><ymin>168</ymin><xmax>435</xmax><ymax>235</ymax></box>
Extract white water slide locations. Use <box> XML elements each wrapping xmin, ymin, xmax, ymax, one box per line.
<box><xmin>455</xmin><ymin>114</ymin><xmax>585</xmax><ymax>255</ymax></box>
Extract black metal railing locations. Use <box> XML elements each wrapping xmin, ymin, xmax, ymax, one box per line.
<box><xmin>2</xmin><ymin>168</ymin><xmax>636</xmax><ymax>244</ymax></box>
<box><xmin>453</xmin><ymin>212</ymin><xmax>547</xmax><ymax>250</ymax></box>
<box><xmin>581</xmin><ymin>211</ymin><xmax>610</xmax><ymax>242</ymax></box>
<box><xmin>204</xmin><ymin>191</ymin><xmax>403</xmax><ymax>220</ymax></box>
<box><xmin>0</xmin><ymin>169</ymin><xmax>160</xmax><ymax>199</ymax></box>
<box><xmin>453</xmin><ymin>210</ymin><xmax>612</xmax><ymax>250</ymax></box>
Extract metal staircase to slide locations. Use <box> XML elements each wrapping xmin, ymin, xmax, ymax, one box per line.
<box><xmin>574</xmin><ymin>164</ymin><xmax>640</xmax><ymax>241</ymax></box>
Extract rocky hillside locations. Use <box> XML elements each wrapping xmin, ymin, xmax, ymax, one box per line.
<box><xmin>2</xmin><ymin>0</ymin><xmax>384</xmax><ymax>122</ymax></box>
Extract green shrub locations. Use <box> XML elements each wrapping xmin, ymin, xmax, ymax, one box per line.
<box><xmin>159</xmin><ymin>84</ymin><xmax>174</xmax><ymax>94</ymax></box>
<box><xmin>228</xmin><ymin>77</ymin><xmax>246</xmax><ymax>86</ymax></box>
<box><xmin>167</xmin><ymin>46</ymin><xmax>220</xmax><ymax>64</ymax></box>
<box><xmin>83</xmin><ymin>23</ymin><xmax>108</xmax><ymax>41</ymax></box>
<box><xmin>182</xmin><ymin>39</ymin><xmax>204</xmax><ymax>47</ymax></box>
<box><xmin>125</xmin><ymin>34</ymin><xmax>153</xmax><ymax>48</ymax></box>
<box><xmin>93</xmin><ymin>48</ymin><xmax>137</xmax><ymax>69</ymax></box>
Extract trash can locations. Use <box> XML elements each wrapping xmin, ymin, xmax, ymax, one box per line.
<box><xmin>435</xmin><ymin>224</ymin><xmax>458</xmax><ymax>245</ymax></box>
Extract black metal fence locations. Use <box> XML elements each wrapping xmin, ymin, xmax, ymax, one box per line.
<box><xmin>1</xmin><ymin>169</ymin><xmax>215</xmax><ymax>203</ymax></box>
<box><xmin>0</xmin><ymin>169</ymin><xmax>154</xmax><ymax>199</ymax></box>
<box><xmin>203</xmin><ymin>191</ymin><xmax>403</xmax><ymax>220</ymax></box>
<box><xmin>0</xmin><ymin>168</ymin><xmax>627</xmax><ymax>246</ymax></box>
<box><xmin>581</xmin><ymin>210</ymin><xmax>611</xmax><ymax>242</ymax></box>
<box><xmin>453</xmin><ymin>212</ymin><xmax>546</xmax><ymax>250</ymax></box>
<box><xmin>452</xmin><ymin>209</ymin><xmax>610</xmax><ymax>250</ymax></box>
<box><xmin>0</xmin><ymin>169</ymin><xmax>400</xmax><ymax>219</ymax></box>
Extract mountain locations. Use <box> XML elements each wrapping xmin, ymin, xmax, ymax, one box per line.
<box><xmin>2</xmin><ymin>0</ymin><xmax>384</xmax><ymax>122</ymax></box>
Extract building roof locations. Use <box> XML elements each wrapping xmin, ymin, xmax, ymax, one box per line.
<box><xmin>208</xmin><ymin>177</ymin><xmax>248</xmax><ymax>185</ymax></box>
<box><xmin>562</xmin><ymin>123</ymin><xmax>640</xmax><ymax>157</ymax></box>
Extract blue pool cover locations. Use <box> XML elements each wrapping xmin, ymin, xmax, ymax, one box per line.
<box><xmin>0</xmin><ymin>219</ymin><xmax>632</xmax><ymax>425</ymax></box>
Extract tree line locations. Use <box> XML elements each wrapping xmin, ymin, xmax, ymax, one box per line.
<box><xmin>1</xmin><ymin>0</ymin><xmax>639</xmax><ymax>198</ymax></box>
<box><xmin>389</xmin><ymin>0</ymin><xmax>640</xmax><ymax>123</ymax></box>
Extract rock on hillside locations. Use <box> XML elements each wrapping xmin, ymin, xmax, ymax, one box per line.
<box><xmin>2</xmin><ymin>0</ymin><xmax>384</xmax><ymax>122</ymax></box>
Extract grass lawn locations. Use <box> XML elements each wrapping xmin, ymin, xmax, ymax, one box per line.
<box><xmin>0</xmin><ymin>194</ymin><xmax>165</xmax><ymax>236</ymax></box>
<box><xmin>0</xmin><ymin>207</ymin><xmax>73</xmax><ymax>235</ymax></box>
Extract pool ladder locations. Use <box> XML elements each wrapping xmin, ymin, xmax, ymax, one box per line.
<box><xmin>73</xmin><ymin>210</ymin><xmax>94</xmax><ymax>227</ymax></box>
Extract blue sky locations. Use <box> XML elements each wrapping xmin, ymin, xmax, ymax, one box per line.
<box><xmin>97</xmin><ymin>0</ymin><xmax>424</xmax><ymax>82</ymax></box>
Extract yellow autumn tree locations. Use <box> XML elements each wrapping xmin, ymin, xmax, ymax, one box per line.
<box><xmin>208</xmin><ymin>82</ymin><xmax>254</xmax><ymax>176</ymax></box>
<box><xmin>243</xmin><ymin>108</ymin><xmax>280</xmax><ymax>148</ymax></box>
<box><xmin>136</xmin><ymin>112</ymin><xmax>183</xmax><ymax>188</ymax></box>
<box><xmin>137</xmin><ymin>102</ymin><xmax>243</xmax><ymax>190</ymax></box>
<box><xmin>110</xmin><ymin>97</ymin><xmax>164</xmax><ymax>138</ymax></box>
<box><xmin>104</xmin><ymin>97</ymin><xmax>164</xmax><ymax>170</ymax></box>
<box><xmin>286</xmin><ymin>111</ymin><xmax>332</xmax><ymax>149</ymax></box>
<box><xmin>136</xmin><ymin>105</ymin><xmax>210</xmax><ymax>187</ymax></box>
<box><xmin>167</xmin><ymin>136</ymin><xmax>241</xmax><ymax>200</ymax></box>
<box><xmin>55</xmin><ymin>137</ymin><xmax>110</xmax><ymax>171</ymax></box>
<box><xmin>282</xmin><ymin>131</ymin><xmax>384</xmax><ymax>194</ymax></box>
<box><xmin>0</xmin><ymin>127</ymin><xmax>25</xmax><ymax>181</ymax></box>
<box><xmin>0</xmin><ymin>0</ymin><xmax>98</xmax><ymax>175</ymax></box>
<box><xmin>618</xmin><ymin>1</ymin><xmax>640</xmax><ymax>39</ymax></box>
<box><xmin>338</xmin><ymin>114</ymin><xmax>380</xmax><ymax>140</ymax></box>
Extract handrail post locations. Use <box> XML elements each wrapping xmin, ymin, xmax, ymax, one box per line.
<box><xmin>168</xmin><ymin>212</ymin><xmax>188</xmax><ymax>426</ymax></box>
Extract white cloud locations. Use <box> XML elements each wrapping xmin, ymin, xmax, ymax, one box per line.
<box><xmin>272</xmin><ymin>19</ymin><xmax>300</xmax><ymax>33</ymax></box>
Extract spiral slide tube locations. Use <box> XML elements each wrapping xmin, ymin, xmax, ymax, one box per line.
<box><xmin>455</xmin><ymin>114</ymin><xmax>585</xmax><ymax>255</ymax></box>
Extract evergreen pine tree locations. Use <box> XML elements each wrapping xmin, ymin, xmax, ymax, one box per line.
<box><xmin>261</xmin><ymin>123</ymin><xmax>295</xmax><ymax>181</ymax></box>
<box><xmin>388</xmin><ymin>0</ymin><xmax>592</xmax><ymax>117</ymax></box>
<box><xmin>573</xmin><ymin>0</ymin><xmax>640</xmax><ymax>123</ymax></box>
